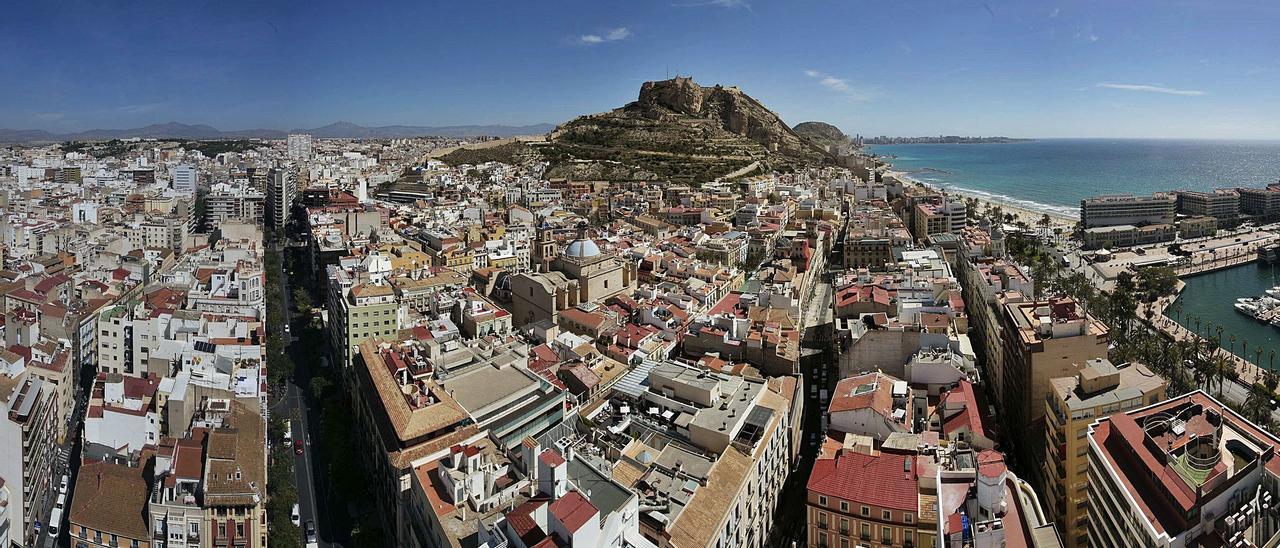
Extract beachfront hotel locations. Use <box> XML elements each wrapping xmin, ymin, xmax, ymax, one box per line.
<box><xmin>1175</xmin><ymin>188</ymin><xmax>1241</xmax><ymax>228</ymax></box>
<box><xmin>1237</xmin><ymin>183</ymin><xmax>1280</xmax><ymax>223</ymax></box>
<box><xmin>1079</xmin><ymin>193</ymin><xmax>1177</xmax><ymax>228</ymax></box>
<box><xmin>1087</xmin><ymin>391</ymin><xmax>1280</xmax><ymax>547</ymax></box>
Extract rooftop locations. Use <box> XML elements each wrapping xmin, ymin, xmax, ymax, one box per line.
<box><xmin>1090</xmin><ymin>391</ymin><xmax>1280</xmax><ymax>538</ymax></box>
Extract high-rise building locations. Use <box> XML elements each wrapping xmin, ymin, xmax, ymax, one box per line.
<box><xmin>0</xmin><ymin>363</ymin><xmax>58</xmax><ymax>548</ymax></box>
<box><xmin>266</xmin><ymin>166</ymin><xmax>296</xmax><ymax>230</ymax></box>
<box><xmin>1041</xmin><ymin>359</ymin><xmax>1165</xmax><ymax>548</ymax></box>
<box><xmin>1088</xmin><ymin>391</ymin><xmax>1280</xmax><ymax>547</ymax></box>
<box><xmin>171</xmin><ymin>164</ymin><xmax>197</xmax><ymax>194</ymax></box>
<box><xmin>287</xmin><ymin>133</ymin><xmax>313</xmax><ymax>161</ymax></box>
<box><xmin>999</xmin><ymin>298</ymin><xmax>1108</xmax><ymax>456</ymax></box>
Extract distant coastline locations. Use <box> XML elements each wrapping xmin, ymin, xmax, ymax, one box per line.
<box><xmin>864</xmin><ymin>136</ymin><xmax>1032</xmax><ymax>145</ymax></box>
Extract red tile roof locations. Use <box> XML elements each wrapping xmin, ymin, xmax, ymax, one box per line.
<box><xmin>539</xmin><ymin>449</ymin><xmax>565</xmax><ymax>467</ymax></box>
<box><xmin>549</xmin><ymin>490</ymin><xmax>598</xmax><ymax>533</ymax></box>
<box><xmin>807</xmin><ymin>449</ymin><xmax>919</xmax><ymax>512</ymax></box>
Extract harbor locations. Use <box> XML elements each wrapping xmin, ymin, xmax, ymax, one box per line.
<box><xmin>1168</xmin><ymin>261</ymin><xmax>1280</xmax><ymax>370</ymax></box>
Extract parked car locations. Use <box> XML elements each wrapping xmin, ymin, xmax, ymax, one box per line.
<box><xmin>305</xmin><ymin>520</ymin><xmax>318</xmax><ymax>545</ymax></box>
<box><xmin>294</xmin><ymin>439</ymin><xmax>304</xmax><ymax>455</ymax></box>
<box><xmin>291</xmin><ymin>503</ymin><xmax>301</xmax><ymax>527</ymax></box>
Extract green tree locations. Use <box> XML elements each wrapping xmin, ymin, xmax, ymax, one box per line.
<box><xmin>310</xmin><ymin>376</ymin><xmax>333</xmax><ymax>401</ymax></box>
<box><xmin>293</xmin><ymin>287</ymin><xmax>313</xmax><ymax>316</ymax></box>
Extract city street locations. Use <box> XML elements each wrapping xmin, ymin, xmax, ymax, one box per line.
<box><xmin>268</xmin><ymin>238</ymin><xmax>335</xmax><ymax>548</ymax></box>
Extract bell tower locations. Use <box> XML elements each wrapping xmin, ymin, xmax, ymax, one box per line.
<box><xmin>534</xmin><ymin>222</ymin><xmax>556</xmax><ymax>273</ymax></box>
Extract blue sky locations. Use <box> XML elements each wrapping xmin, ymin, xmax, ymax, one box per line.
<box><xmin>2</xmin><ymin>0</ymin><xmax>1278</xmax><ymax>138</ymax></box>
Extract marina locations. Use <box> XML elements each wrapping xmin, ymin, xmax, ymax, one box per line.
<box><xmin>1171</xmin><ymin>261</ymin><xmax>1280</xmax><ymax>369</ymax></box>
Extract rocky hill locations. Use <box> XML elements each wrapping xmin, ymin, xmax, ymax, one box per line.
<box><xmin>793</xmin><ymin>121</ymin><xmax>857</xmax><ymax>152</ymax></box>
<box><xmin>540</xmin><ymin>77</ymin><xmax>833</xmax><ymax>184</ymax></box>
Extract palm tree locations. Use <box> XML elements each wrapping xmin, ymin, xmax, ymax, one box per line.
<box><xmin>1194</xmin><ymin>317</ymin><xmax>1202</xmax><ymax>337</ymax></box>
<box><xmin>1244</xmin><ymin>382</ymin><xmax>1272</xmax><ymax>424</ymax></box>
<box><xmin>1271</xmin><ymin>349</ymin><xmax>1277</xmax><ymax>375</ymax></box>
<box><xmin>1212</xmin><ymin>354</ymin><xmax>1231</xmax><ymax>397</ymax></box>
<box><xmin>1230</xmin><ymin>334</ymin><xmax>1237</xmax><ymax>357</ymax></box>
<box><xmin>1255</xmin><ymin>348</ymin><xmax>1264</xmax><ymax>377</ymax></box>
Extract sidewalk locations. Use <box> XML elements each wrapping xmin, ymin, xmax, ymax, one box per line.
<box><xmin>1142</xmin><ymin>294</ymin><xmax>1270</xmax><ymax>390</ymax></box>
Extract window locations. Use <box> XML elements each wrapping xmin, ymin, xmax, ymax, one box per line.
<box><xmin>818</xmin><ymin>495</ymin><xmax>827</xmax><ymax>507</ymax></box>
<box><xmin>882</xmin><ymin>526</ymin><xmax>893</xmax><ymax>543</ymax></box>
<box><xmin>839</xmin><ymin>518</ymin><xmax>849</xmax><ymax>534</ymax></box>
<box><xmin>883</xmin><ymin>509</ymin><xmax>892</xmax><ymax>520</ymax></box>
<box><xmin>840</xmin><ymin>501</ymin><xmax>849</xmax><ymax>512</ymax></box>
<box><xmin>904</xmin><ymin>513</ymin><xmax>914</xmax><ymax>524</ymax></box>
<box><xmin>860</xmin><ymin>506</ymin><xmax>870</xmax><ymax>517</ymax></box>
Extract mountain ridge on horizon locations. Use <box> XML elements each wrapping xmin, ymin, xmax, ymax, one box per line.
<box><xmin>0</xmin><ymin>121</ymin><xmax>558</xmax><ymax>143</ymax></box>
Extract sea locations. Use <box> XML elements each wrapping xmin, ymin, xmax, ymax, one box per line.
<box><xmin>869</xmin><ymin>138</ymin><xmax>1280</xmax><ymax>368</ymax></box>
<box><xmin>869</xmin><ymin>139</ymin><xmax>1280</xmax><ymax>219</ymax></box>
<box><xmin>1171</xmin><ymin>263</ymin><xmax>1280</xmax><ymax>369</ymax></box>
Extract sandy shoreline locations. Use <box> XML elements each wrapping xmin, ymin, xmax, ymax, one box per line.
<box><xmin>887</xmin><ymin>170</ymin><xmax>1078</xmax><ymax>228</ymax></box>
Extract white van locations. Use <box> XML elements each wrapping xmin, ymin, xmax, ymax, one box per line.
<box><xmin>48</xmin><ymin>507</ymin><xmax>63</xmax><ymax>538</ymax></box>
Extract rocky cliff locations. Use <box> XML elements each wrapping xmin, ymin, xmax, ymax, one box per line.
<box><xmin>542</xmin><ymin>77</ymin><xmax>832</xmax><ymax>184</ymax></box>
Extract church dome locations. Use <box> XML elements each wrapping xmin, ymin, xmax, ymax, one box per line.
<box><xmin>564</xmin><ymin>239</ymin><xmax>601</xmax><ymax>258</ymax></box>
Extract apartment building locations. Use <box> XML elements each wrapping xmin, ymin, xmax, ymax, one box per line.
<box><xmin>0</xmin><ymin>363</ymin><xmax>58</xmax><ymax>548</ymax></box>
<box><xmin>956</xmin><ymin>258</ymin><xmax>1033</xmax><ymax>397</ymax></box>
<box><xmin>608</xmin><ymin>359</ymin><xmax>798</xmax><ymax>548</ymax></box>
<box><xmin>68</xmin><ymin>460</ymin><xmax>151</xmax><ymax>548</ymax></box>
<box><xmin>911</xmin><ymin>199</ymin><xmax>965</xmax><ymax>240</ymax></box>
<box><xmin>204</xmin><ymin>186</ymin><xmax>266</xmax><ymax>228</ymax></box>
<box><xmin>266</xmin><ymin>167</ymin><xmax>296</xmax><ymax>230</ymax></box>
<box><xmin>806</xmin><ymin>442</ymin><xmax>1061</xmax><ymax>548</ymax></box>
<box><xmin>148</xmin><ymin>400</ymin><xmax>268</xmax><ymax>548</ymax></box>
<box><xmin>325</xmin><ymin>271</ymin><xmax>401</xmax><ymax>370</ymax></box>
<box><xmin>287</xmin><ymin>133</ymin><xmax>313</xmax><ymax>161</ymax></box>
<box><xmin>1079</xmin><ymin>193</ymin><xmax>1177</xmax><ymax>228</ymax></box>
<box><xmin>1041</xmin><ymin>360</ymin><xmax>1165</xmax><ymax>548</ymax></box>
<box><xmin>172</xmin><ymin>164</ymin><xmax>197</xmax><ymax>195</ymax></box>
<box><xmin>999</xmin><ymin>298</ymin><xmax>1108</xmax><ymax>458</ymax></box>
<box><xmin>1088</xmin><ymin>391</ymin><xmax>1280</xmax><ymax>547</ymax></box>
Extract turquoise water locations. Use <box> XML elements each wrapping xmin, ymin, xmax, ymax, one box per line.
<box><xmin>1170</xmin><ymin>263</ymin><xmax>1280</xmax><ymax>369</ymax></box>
<box><xmin>870</xmin><ymin>139</ymin><xmax>1280</xmax><ymax>218</ymax></box>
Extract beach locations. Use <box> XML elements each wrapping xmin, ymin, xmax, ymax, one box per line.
<box><xmin>887</xmin><ymin>169</ymin><xmax>1077</xmax><ymax>229</ymax></box>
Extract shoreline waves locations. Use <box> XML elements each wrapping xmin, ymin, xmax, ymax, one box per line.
<box><xmin>888</xmin><ymin>169</ymin><xmax>1077</xmax><ymax>226</ymax></box>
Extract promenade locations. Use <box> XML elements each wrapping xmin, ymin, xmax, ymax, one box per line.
<box><xmin>1143</xmin><ymin>293</ymin><xmax>1271</xmax><ymax>390</ymax></box>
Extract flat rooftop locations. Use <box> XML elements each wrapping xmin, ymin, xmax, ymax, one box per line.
<box><xmin>1090</xmin><ymin>391</ymin><xmax>1280</xmax><ymax>538</ymax></box>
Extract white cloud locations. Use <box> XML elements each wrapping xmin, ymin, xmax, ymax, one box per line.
<box><xmin>576</xmin><ymin>27</ymin><xmax>631</xmax><ymax>45</ymax></box>
<box><xmin>1050</xmin><ymin>7</ymin><xmax>1060</xmax><ymax>18</ymax></box>
<box><xmin>804</xmin><ymin>70</ymin><xmax>872</xmax><ymax>101</ymax></box>
<box><xmin>1074</xmin><ymin>25</ymin><xmax>1099</xmax><ymax>43</ymax></box>
<box><xmin>1096</xmin><ymin>83</ymin><xmax>1206</xmax><ymax>96</ymax></box>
